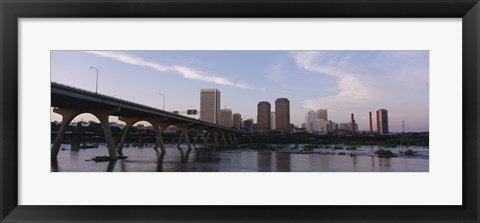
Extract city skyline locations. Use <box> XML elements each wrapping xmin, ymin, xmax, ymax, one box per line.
<box><xmin>51</xmin><ymin>50</ymin><xmax>429</xmax><ymax>132</ymax></box>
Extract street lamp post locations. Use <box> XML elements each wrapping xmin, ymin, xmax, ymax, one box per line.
<box><xmin>90</xmin><ymin>67</ymin><xmax>99</xmax><ymax>94</ymax></box>
<box><xmin>159</xmin><ymin>93</ymin><xmax>165</xmax><ymax>110</ymax></box>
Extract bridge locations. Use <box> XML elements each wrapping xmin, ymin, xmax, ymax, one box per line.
<box><xmin>51</xmin><ymin>82</ymin><xmax>245</xmax><ymax>160</ymax></box>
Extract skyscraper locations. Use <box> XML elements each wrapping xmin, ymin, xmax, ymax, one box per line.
<box><xmin>257</xmin><ymin>101</ymin><xmax>271</xmax><ymax>134</ymax></box>
<box><xmin>376</xmin><ymin>109</ymin><xmax>389</xmax><ymax>135</ymax></box>
<box><xmin>275</xmin><ymin>98</ymin><xmax>290</xmax><ymax>133</ymax></box>
<box><xmin>243</xmin><ymin>119</ymin><xmax>254</xmax><ymax>132</ymax></box>
<box><xmin>200</xmin><ymin>89</ymin><xmax>220</xmax><ymax>124</ymax></box>
<box><xmin>220</xmin><ymin>108</ymin><xmax>233</xmax><ymax>127</ymax></box>
<box><xmin>271</xmin><ymin>112</ymin><xmax>276</xmax><ymax>130</ymax></box>
<box><xmin>305</xmin><ymin>111</ymin><xmax>317</xmax><ymax>133</ymax></box>
<box><xmin>233</xmin><ymin>113</ymin><xmax>242</xmax><ymax>129</ymax></box>
<box><xmin>369</xmin><ymin>112</ymin><xmax>373</xmax><ymax>134</ymax></box>
<box><xmin>317</xmin><ymin>108</ymin><xmax>328</xmax><ymax>120</ymax></box>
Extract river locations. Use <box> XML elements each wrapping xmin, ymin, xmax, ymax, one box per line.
<box><xmin>52</xmin><ymin>144</ymin><xmax>428</xmax><ymax>172</ymax></box>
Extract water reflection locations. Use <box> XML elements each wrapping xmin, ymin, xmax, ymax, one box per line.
<box><xmin>107</xmin><ymin>160</ymin><xmax>116</xmax><ymax>172</ymax></box>
<box><xmin>53</xmin><ymin>145</ymin><xmax>429</xmax><ymax>172</ymax></box>
<box><xmin>258</xmin><ymin>152</ymin><xmax>272</xmax><ymax>172</ymax></box>
<box><xmin>51</xmin><ymin>159</ymin><xmax>58</xmax><ymax>172</ymax></box>
<box><xmin>275</xmin><ymin>152</ymin><xmax>291</xmax><ymax>172</ymax></box>
<box><xmin>156</xmin><ymin>152</ymin><xmax>165</xmax><ymax>172</ymax></box>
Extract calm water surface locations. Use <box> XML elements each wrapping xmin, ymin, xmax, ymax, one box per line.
<box><xmin>52</xmin><ymin>144</ymin><xmax>428</xmax><ymax>172</ymax></box>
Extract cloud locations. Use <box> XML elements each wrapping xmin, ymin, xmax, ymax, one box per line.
<box><xmin>85</xmin><ymin>51</ymin><xmax>250</xmax><ymax>89</ymax></box>
<box><xmin>290</xmin><ymin>51</ymin><xmax>429</xmax><ymax>132</ymax></box>
<box><xmin>291</xmin><ymin>51</ymin><xmax>374</xmax><ymax>105</ymax></box>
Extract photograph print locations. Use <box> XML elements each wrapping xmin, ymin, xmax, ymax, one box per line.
<box><xmin>51</xmin><ymin>50</ymin><xmax>429</xmax><ymax>172</ymax></box>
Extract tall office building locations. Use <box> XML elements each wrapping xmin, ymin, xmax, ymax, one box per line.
<box><xmin>369</xmin><ymin>112</ymin><xmax>373</xmax><ymax>134</ymax></box>
<box><xmin>257</xmin><ymin>101</ymin><xmax>271</xmax><ymax>134</ymax></box>
<box><xmin>233</xmin><ymin>113</ymin><xmax>242</xmax><ymax>129</ymax></box>
<box><xmin>200</xmin><ymin>89</ymin><xmax>220</xmax><ymax>124</ymax></box>
<box><xmin>220</xmin><ymin>108</ymin><xmax>233</xmax><ymax>127</ymax></box>
<box><xmin>275</xmin><ymin>98</ymin><xmax>290</xmax><ymax>133</ymax></box>
<box><xmin>317</xmin><ymin>108</ymin><xmax>328</xmax><ymax>120</ymax></box>
<box><xmin>271</xmin><ymin>112</ymin><xmax>276</xmax><ymax>130</ymax></box>
<box><xmin>243</xmin><ymin>119</ymin><xmax>254</xmax><ymax>132</ymax></box>
<box><xmin>305</xmin><ymin>111</ymin><xmax>317</xmax><ymax>133</ymax></box>
<box><xmin>376</xmin><ymin>109</ymin><xmax>389</xmax><ymax>135</ymax></box>
<box><xmin>316</xmin><ymin>119</ymin><xmax>332</xmax><ymax>133</ymax></box>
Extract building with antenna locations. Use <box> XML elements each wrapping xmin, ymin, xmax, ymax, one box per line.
<box><xmin>220</xmin><ymin>107</ymin><xmax>233</xmax><ymax>127</ymax></box>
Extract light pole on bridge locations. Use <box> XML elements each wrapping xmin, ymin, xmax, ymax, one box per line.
<box><xmin>159</xmin><ymin>93</ymin><xmax>165</xmax><ymax>110</ymax></box>
<box><xmin>90</xmin><ymin>66</ymin><xmax>99</xmax><ymax>94</ymax></box>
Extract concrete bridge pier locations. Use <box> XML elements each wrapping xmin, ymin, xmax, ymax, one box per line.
<box><xmin>151</xmin><ymin>123</ymin><xmax>166</xmax><ymax>154</ymax></box>
<box><xmin>203</xmin><ymin>131</ymin><xmax>210</xmax><ymax>145</ymax></box>
<box><xmin>233</xmin><ymin>134</ymin><xmax>238</xmax><ymax>144</ymax></box>
<box><xmin>192</xmin><ymin>127</ymin><xmax>207</xmax><ymax>149</ymax></box>
<box><xmin>96</xmin><ymin>108</ymin><xmax>121</xmax><ymax>160</ymax></box>
<box><xmin>51</xmin><ymin>108</ymin><xmax>82</xmax><ymax>159</ymax></box>
<box><xmin>228</xmin><ymin>133</ymin><xmax>234</xmax><ymax>145</ymax></box>
<box><xmin>220</xmin><ymin>132</ymin><xmax>228</xmax><ymax>145</ymax></box>
<box><xmin>137</xmin><ymin>132</ymin><xmax>145</xmax><ymax>148</ymax></box>
<box><xmin>151</xmin><ymin>119</ymin><xmax>173</xmax><ymax>154</ymax></box>
<box><xmin>176</xmin><ymin>124</ymin><xmax>193</xmax><ymax>151</ymax></box>
<box><xmin>212</xmin><ymin>131</ymin><xmax>220</xmax><ymax>146</ymax></box>
<box><xmin>146</xmin><ymin>119</ymin><xmax>169</xmax><ymax>154</ymax></box>
<box><xmin>192</xmin><ymin>131</ymin><xmax>199</xmax><ymax>149</ymax></box>
<box><xmin>117</xmin><ymin>117</ymin><xmax>142</xmax><ymax>154</ymax></box>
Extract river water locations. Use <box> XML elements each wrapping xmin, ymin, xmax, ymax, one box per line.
<box><xmin>52</xmin><ymin>144</ymin><xmax>428</xmax><ymax>172</ymax></box>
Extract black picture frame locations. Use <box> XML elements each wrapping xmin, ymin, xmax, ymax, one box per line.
<box><xmin>1</xmin><ymin>0</ymin><xmax>479</xmax><ymax>222</ymax></box>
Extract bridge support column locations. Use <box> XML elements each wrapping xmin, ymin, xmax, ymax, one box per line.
<box><xmin>96</xmin><ymin>108</ymin><xmax>121</xmax><ymax>160</ymax></box>
<box><xmin>51</xmin><ymin>108</ymin><xmax>83</xmax><ymax>160</ymax></box>
<box><xmin>71</xmin><ymin>135</ymin><xmax>80</xmax><ymax>150</ymax></box>
<box><xmin>228</xmin><ymin>133</ymin><xmax>234</xmax><ymax>145</ymax></box>
<box><xmin>233</xmin><ymin>134</ymin><xmax>238</xmax><ymax>145</ymax></box>
<box><xmin>192</xmin><ymin>128</ymin><xmax>206</xmax><ymax>149</ymax></box>
<box><xmin>220</xmin><ymin>132</ymin><xmax>228</xmax><ymax>145</ymax></box>
<box><xmin>192</xmin><ymin>131</ymin><xmax>199</xmax><ymax>149</ymax></box>
<box><xmin>176</xmin><ymin>126</ymin><xmax>193</xmax><ymax>151</ymax></box>
<box><xmin>212</xmin><ymin>131</ymin><xmax>219</xmax><ymax>146</ymax></box>
<box><xmin>117</xmin><ymin>117</ymin><xmax>141</xmax><ymax>154</ymax></box>
<box><xmin>180</xmin><ymin>124</ymin><xmax>193</xmax><ymax>150</ymax></box>
<box><xmin>176</xmin><ymin>130</ymin><xmax>183</xmax><ymax>149</ymax></box>
<box><xmin>203</xmin><ymin>131</ymin><xmax>210</xmax><ymax>145</ymax></box>
<box><xmin>151</xmin><ymin>123</ymin><xmax>166</xmax><ymax>154</ymax></box>
<box><xmin>147</xmin><ymin>119</ymin><xmax>170</xmax><ymax>154</ymax></box>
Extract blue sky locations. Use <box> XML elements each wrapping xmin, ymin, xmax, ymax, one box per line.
<box><xmin>51</xmin><ymin>50</ymin><xmax>429</xmax><ymax>132</ymax></box>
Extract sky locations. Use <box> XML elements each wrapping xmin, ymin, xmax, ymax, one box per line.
<box><xmin>51</xmin><ymin>50</ymin><xmax>429</xmax><ymax>132</ymax></box>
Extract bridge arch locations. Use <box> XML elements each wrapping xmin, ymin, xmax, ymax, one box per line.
<box><xmin>51</xmin><ymin>107</ymin><xmax>120</xmax><ymax>160</ymax></box>
<box><xmin>116</xmin><ymin>117</ymin><xmax>177</xmax><ymax>154</ymax></box>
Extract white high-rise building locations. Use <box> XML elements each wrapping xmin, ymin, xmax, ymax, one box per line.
<box><xmin>316</xmin><ymin>119</ymin><xmax>332</xmax><ymax>133</ymax></box>
<box><xmin>305</xmin><ymin>111</ymin><xmax>317</xmax><ymax>133</ymax></box>
<box><xmin>200</xmin><ymin>89</ymin><xmax>220</xmax><ymax>124</ymax></box>
<box><xmin>271</xmin><ymin>112</ymin><xmax>276</xmax><ymax>130</ymax></box>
